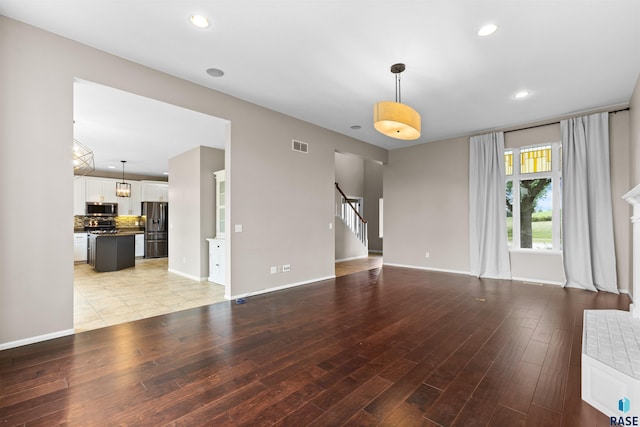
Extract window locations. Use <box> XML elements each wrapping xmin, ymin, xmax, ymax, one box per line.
<box><xmin>505</xmin><ymin>143</ymin><xmax>562</xmax><ymax>250</ymax></box>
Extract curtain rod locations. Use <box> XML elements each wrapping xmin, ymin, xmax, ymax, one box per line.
<box><xmin>503</xmin><ymin>107</ymin><xmax>630</xmax><ymax>134</ymax></box>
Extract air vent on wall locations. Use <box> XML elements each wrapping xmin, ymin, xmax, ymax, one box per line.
<box><xmin>292</xmin><ymin>139</ymin><xmax>309</xmax><ymax>154</ymax></box>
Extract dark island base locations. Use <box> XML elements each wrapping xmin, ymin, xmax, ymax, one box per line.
<box><xmin>88</xmin><ymin>234</ymin><xmax>135</xmax><ymax>272</ymax></box>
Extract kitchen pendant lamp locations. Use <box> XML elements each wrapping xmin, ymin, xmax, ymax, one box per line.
<box><xmin>373</xmin><ymin>63</ymin><xmax>421</xmax><ymax>140</ymax></box>
<box><xmin>116</xmin><ymin>160</ymin><xmax>131</xmax><ymax>198</ymax></box>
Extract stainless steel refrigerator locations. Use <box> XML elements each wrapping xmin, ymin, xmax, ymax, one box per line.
<box><xmin>142</xmin><ymin>201</ymin><xmax>168</xmax><ymax>258</ymax></box>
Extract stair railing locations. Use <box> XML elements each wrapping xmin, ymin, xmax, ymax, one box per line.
<box><xmin>335</xmin><ymin>182</ymin><xmax>368</xmax><ymax>247</ymax></box>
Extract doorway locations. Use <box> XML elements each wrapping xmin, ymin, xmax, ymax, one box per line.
<box><xmin>73</xmin><ymin>79</ymin><xmax>229</xmax><ymax>332</ymax></box>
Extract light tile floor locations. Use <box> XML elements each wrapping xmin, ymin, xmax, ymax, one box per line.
<box><xmin>74</xmin><ymin>258</ymin><xmax>226</xmax><ymax>332</ymax></box>
<box><xmin>74</xmin><ymin>254</ymin><xmax>383</xmax><ymax>333</ymax></box>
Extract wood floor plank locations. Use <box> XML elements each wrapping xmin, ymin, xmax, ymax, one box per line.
<box><xmin>0</xmin><ymin>266</ymin><xmax>630</xmax><ymax>426</ymax></box>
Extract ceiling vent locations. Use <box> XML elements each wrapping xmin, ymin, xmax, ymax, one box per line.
<box><xmin>292</xmin><ymin>139</ymin><xmax>309</xmax><ymax>154</ymax></box>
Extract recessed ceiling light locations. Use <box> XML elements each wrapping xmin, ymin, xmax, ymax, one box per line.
<box><xmin>108</xmin><ymin>165</ymin><xmax>116</xmax><ymax>169</ymax></box>
<box><xmin>478</xmin><ymin>24</ymin><xmax>498</xmax><ymax>37</ymax></box>
<box><xmin>350</xmin><ymin>125</ymin><xmax>362</xmax><ymax>130</ymax></box>
<box><xmin>190</xmin><ymin>15</ymin><xmax>209</xmax><ymax>29</ymax></box>
<box><xmin>514</xmin><ymin>90</ymin><xmax>531</xmax><ymax>99</ymax></box>
<box><xmin>206</xmin><ymin>68</ymin><xmax>224</xmax><ymax>77</ymax></box>
<box><xmin>163</xmin><ymin>172</ymin><xmax>169</xmax><ymax>175</ymax></box>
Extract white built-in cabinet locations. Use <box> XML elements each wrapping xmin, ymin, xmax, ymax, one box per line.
<box><xmin>74</xmin><ymin>177</ymin><xmax>167</xmax><ymax>216</ymax></box>
<box><xmin>207</xmin><ymin>169</ymin><xmax>226</xmax><ymax>285</ymax></box>
<box><xmin>207</xmin><ymin>238</ymin><xmax>225</xmax><ymax>285</ymax></box>
<box><xmin>141</xmin><ymin>181</ymin><xmax>168</xmax><ymax>202</ymax></box>
<box><xmin>214</xmin><ymin>170</ymin><xmax>226</xmax><ymax>238</ymax></box>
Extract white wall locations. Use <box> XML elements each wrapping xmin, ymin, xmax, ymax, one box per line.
<box><xmin>168</xmin><ymin>146</ymin><xmax>225</xmax><ymax>280</ymax></box>
<box><xmin>0</xmin><ymin>16</ymin><xmax>387</xmax><ymax>348</ymax></box>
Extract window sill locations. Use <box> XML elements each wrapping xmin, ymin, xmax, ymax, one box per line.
<box><xmin>508</xmin><ymin>248</ymin><xmax>562</xmax><ymax>256</ymax></box>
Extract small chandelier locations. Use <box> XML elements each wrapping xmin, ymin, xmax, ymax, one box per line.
<box><xmin>115</xmin><ymin>160</ymin><xmax>131</xmax><ymax>197</ymax></box>
<box><xmin>373</xmin><ymin>63</ymin><xmax>421</xmax><ymax>140</ymax></box>
<box><xmin>72</xmin><ymin>139</ymin><xmax>95</xmax><ymax>176</ymax></box>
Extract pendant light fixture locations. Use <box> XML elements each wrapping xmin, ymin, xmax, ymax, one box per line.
<box><xmin>116</xmin><ymin>160</ymin><xmax>131</xmax><ymax>197</ymax></box>
<box><xmin>373</xmin><ymin>63</ymin><xmax>421</xmax><ymax>140</ymax></box>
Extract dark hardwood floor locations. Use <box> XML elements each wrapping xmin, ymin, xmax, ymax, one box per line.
<box><xmin>0</xmin><ymin>266</ymin><xmax>630</xmax><ymax>426</ymax></box>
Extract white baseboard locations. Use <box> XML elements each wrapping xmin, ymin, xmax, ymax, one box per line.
<box><xmin>230</xmin><ymin>275</ymin><xmax>336</xmax><ymax>300</ymax></box>
<box><xmin>0</xmin><ymin>328</ymin><xmax>75</xmax><ymax>351</ymax></box>
<box><xmin>335</xmin><ymin>255</ymin><xmax>368</xmax><ymax>263</ymax></box>
<box><xmin>512</xmin><ymin>276</ymin><xmax>564</xmax><ymax>286</ymax></box>
<box><xmin>167</xmin><ymin>268</ymin><xmax>208</xmax><ymax>282</ymax></box>
<box><xmin>383</xmin><ymin>262</ymin><xmax>470</xmax><ymax>277</ymax></box>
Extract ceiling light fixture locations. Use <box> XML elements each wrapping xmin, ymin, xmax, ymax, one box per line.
<box><xmin>190</xmin><ymin>15</ymin><xmax>209</xmax><ymax>29</ymax></box>
<box><xmin>116</xmin><ymin>160</ymin><xmax>131</xmax><ymax>198</ymax></box>
<box><xmin>373</xmin><ymin>63</ymin><xmax>421</xmax><ymax>140</ymax></box>
<box><xmin>72</xmin><ymin>139</ymin><xmax>95</xmax><ymax>176</ymax></box>
<box><xmin>514</xmin><ymin>90</ymin><xmax>531</xmax><ymax>99</ymax></box>
<box><xmin>478</xmin><ymin>24</ymin><xmax>498</xmax><ymax>36</ymax></box>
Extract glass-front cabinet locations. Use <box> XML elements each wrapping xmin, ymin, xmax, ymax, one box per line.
<box><xmin>214</xmin><ymin>170</ymin><xmax>225</xmax><ymax>238</ymax></box>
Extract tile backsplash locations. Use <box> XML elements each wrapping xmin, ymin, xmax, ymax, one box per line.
<box><xmin>74</xmin><ymin>215</ymin><xmax>144</xmax><ymax>230</ymax></box>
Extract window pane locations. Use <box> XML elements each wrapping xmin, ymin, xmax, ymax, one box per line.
<box><xmin>520</xmin><ymin>145</ymin><xmax>551</xmax><ymax>174</ymax></box>
<box><xmin>505</xmin><ymin>151</ymin><xmax>513</xmax><ymax>176</ymax></box>
<box><xmin>519</xmin><ymin>178</ymin><xmax>552</xmax><ymax>249</ymax></box>
<box><xmin>506</xmin><ymin>181</ymin><xmax>513</xmax><ymax>246</ymax></box>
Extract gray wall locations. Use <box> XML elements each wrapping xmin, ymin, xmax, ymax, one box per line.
<box><xmin>384</xmin><ymin>112</ymin><xmax>631</xmax><ymax>291</ymax></box>
<box><xmin>0</xmin><ymin>16</ymin><xmax>387</xmax><ymax>348</ymax></box>
<box><xmin>364</xmin><ymin>160</ymin><xmax>383</xmax><ymax>252</ymax></box>
<box><xmin>384</xmin><ymin>136</ymin><xmax>470</xmax><ymax>273</ymax></box>
<box><xmin>335</xmin><ymin>152</ymin><xmax>364</xmax><ymax>197</ymax></box>
<box><xmin>168</xmin><ymin>146</ymin><xmax>225</xmax><ymax>280</ymax></box>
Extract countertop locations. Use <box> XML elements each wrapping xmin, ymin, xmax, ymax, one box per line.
<box><xmin>76</xmin><ymin>229</ymin><xmax>145</xmax><ymax>235</ymax></box>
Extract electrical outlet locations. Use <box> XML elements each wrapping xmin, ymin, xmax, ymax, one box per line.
<box><xmin>425</xmin><ymin>252</ymin><xmax>430</xmax><ymax>258</ymax></box>
<box><xmin>270</xmin><ymin>266</ymin><xmax>277</xmax><ymax>274</ymax></box>
<box><xmin>282</xmin><ymin>264</ymin><xmax>291</xmax><ymax>272</ymax></box>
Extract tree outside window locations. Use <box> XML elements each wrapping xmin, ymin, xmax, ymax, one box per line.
<box><xmin>505</xmin><ymin>144</ymin><xmax>562</xmax><ymax>250</ymax></box>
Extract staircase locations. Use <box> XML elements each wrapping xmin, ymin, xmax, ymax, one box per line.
<box><xmin>335</xmin><ymin>183</ymin><xmax>368</xmax><ymax>259</ymax></box>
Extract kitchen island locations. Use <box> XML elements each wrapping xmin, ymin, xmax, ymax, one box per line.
<box><xmin>88</xmin><ymin>233</ymin><xmax>135</xmax><ymax>272</ymax></box>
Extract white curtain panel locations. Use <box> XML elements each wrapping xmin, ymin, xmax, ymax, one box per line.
<box><xmin>561</xmin><ymin>112</ymin><xmax>618</xmax><ymax>293</ymax></box>
<box><xmin>469</xmin><ymin>132</ymin><xmax>511</xmax><ymax>279</ymax></box>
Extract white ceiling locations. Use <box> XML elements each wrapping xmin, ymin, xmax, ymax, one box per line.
<box><xmin>2</xmin><ymin>0</ymin><xmax>640</xmax><ymax>176</ymax></box>
<box><xmin>73</xmin><ymin>80</ymin><xmax>228</xmax><ymax>177</ymax></box>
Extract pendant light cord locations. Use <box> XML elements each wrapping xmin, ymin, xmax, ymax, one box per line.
<box><xmin>395</xmin><ymin>73</ymin><xmax>401</xmax><ymax>103</ymax></box>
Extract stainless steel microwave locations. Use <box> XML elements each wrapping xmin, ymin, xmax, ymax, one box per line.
<box><xmin>86</xmin><ymin>202</ymin><xmax>118</xmax><ymax>217</ymax></box>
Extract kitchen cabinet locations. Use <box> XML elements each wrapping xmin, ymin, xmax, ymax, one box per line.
<box><xmin>85</xmin><ymin>177</ymin><xmax>118</xmax><ymax>204</ymax></box>
<box><xmin>141</xmin><ymin>181</ymin><xmax>168</xmax><ymax>202</ymax></box>
<box><xmin>88</xmin><ymin>233</ymin><xmax>135</xmax><ymax>272</ymax></box>
<box><xmin>207</xmin><ymin>238</ymin><xmax>225</xmax><ymax>285</ymax></box>
<box><xmin>73</xmin><ymin>177</ymin><xmax>86</xmax><ymax>215</ymax></box>
<box><xmin>117</xmin><ymin>181</ymin><xmax>141</xmax><ymax>215</ymax></box>
<box><xmin>135</xmin><ymin>233</ymin><xmax>144</xmax><ymax>257</ymax></box>
<box><xmin>214</xmin><ymin>170</ymin><xmax>225</xmax><ymax>238</ymax></box>
<box><xmin>73</xmin><ymin>232</ymin><xmax>88</xmax><ymax>262</ymax></box>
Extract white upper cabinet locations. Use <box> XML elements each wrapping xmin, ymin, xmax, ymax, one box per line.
<box><xmin>73</xmin><ymin>177</ymin><xmax>87</xmax><ymax>215</ymax></box>
<box><xmin>117</xmin><ymin>181</ymin><xmax>141</xmax><ymax>215</ymax></box>
<box><xmin>75</xmin><ymin>177</ymin><xmax>163</xmax><ymax>216</ymax></box>
<box><xmin>141</xmin><ymin>181</ymin><xmax>168</xmax><ymax>202</ymax></box>
<box><xmin>214</xmin><ymin>170</ymin><xmax>226</xmax><ymax>238</ymax></box>
<box><xmin>85</xmin><ymin>177</ymin><xmax>118</xmax><ymax>203</ymax></box>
